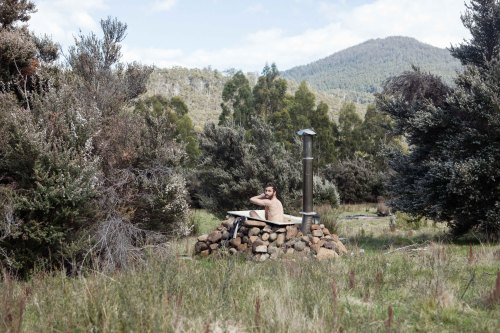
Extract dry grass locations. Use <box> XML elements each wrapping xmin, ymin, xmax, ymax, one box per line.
<box><xmin>2</xmin><ymin>207</ymin><xmax>499</xmax><ymax>332</ymax></box>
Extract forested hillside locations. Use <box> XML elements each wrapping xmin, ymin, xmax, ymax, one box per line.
<box><xmin>283</xmin><ymin>36</ymin><xmax>462</xmax><ymax>103</ymax></box>
<box><xmin>147</xmin><ymin>67</ymin><xmax>365</xmax><ymax>128</ymax></box>
<box><xmin>147</xmin><ymin>68</ymin><xmax>230</xmax><ymax>130</ymax></box>
<box><xmin>147</xmin><ymin>37</ymin><xmax>461</xmax><ymax>126</ymax></box>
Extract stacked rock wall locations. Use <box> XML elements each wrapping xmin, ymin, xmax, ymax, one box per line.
<box><xmin>194</xmin><ymin>217</ymin><xmax>348</xmax><ymax>261</ymax></box>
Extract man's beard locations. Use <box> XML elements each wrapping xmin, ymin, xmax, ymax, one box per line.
<box><xmin>265</xmin><ymin>193</ymin><xmax>275</xmax><ymax>199</ymax></box>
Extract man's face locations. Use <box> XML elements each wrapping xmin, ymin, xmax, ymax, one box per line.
<box><xmin>264</xmin><ymin>186</ymin><xmax>275</xmax><ymax>199</ymax></box>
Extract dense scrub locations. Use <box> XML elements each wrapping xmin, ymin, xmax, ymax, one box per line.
<box><xmin>0</xmin><ymin>6</ymin><xmax>192</xmax><ymax>274</ymax></box>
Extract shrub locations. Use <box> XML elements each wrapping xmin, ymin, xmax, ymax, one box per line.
<box><xmin>197</xmin><ymin>120</ymin><xmax>302</xmax><ymax>216</ymax></box>
<box><xmin>324</xmin><ymin>157</ymin><xmax>387</xmax><ymax>203</ymax></box>
<box><xmin>313</xmin><ymin>176</ymin><xmax>340</xmax><ymax>207</ymax></box>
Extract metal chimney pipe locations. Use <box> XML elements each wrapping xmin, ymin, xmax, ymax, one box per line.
<box><xmin>297</xmin><ymin>129</ymin><xmax>316</xmax><ymax>234</ymax></box>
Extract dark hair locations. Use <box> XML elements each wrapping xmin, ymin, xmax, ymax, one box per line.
<box><xmin>265</xmin><ymin>182</ymin><xmax>277</xmax><ymax>192</ymax></box>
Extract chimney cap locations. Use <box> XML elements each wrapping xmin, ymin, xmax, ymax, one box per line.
<box><xmin>297</xmin><ymin>128</ymin><xmax>316</xmax><ymax>136</ymax></box>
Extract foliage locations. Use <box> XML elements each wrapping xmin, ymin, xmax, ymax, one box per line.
<box><xmin>0</xmin><ymin>0</ymin><xmax>36</xmax><ymax>28</ymax></box>
<box><xmin>218</xmin><ymin>70</ymin><xmax>253</xmax><ymax>127</ymax></box>
<box><xmin>197</xmin><ymin>120</ymin><xmax>302</xmax><ymax>216</ymax></box>
<box><xmin>134</xmin><ymin>94</ymin><xmax>200</xmax><ymax>166</ymax></box>
<box><xmin>313</xmin><ymin>176</ymin><xmax>340</xmax><ymax>207</ymax></box>
<box><xmin>450</xmin><ymin>0</ymin><xmax>500</xmax><ymax>68</ymax></box>
<box><xmin>0</xmin><ymin>0</ymin><xmax>58</xmax><ymax>108</ymax></box>
<box><xmin>0</xmin><ymin>10</ymin><xmax>190</xmax><ymax>275</ymax></box>
<box><xmin>67</xmin><ymin>17</ymin><xmax>152</xmax><ymax>117</ymax></box>
<box><xmin>337</xmin><ymin>102</ymin><xmax>363</xmax><ymax>159</ymax></box>
<box><xmin>252</xmin><ymin>63</ymin><xmax>288</xmax><ymax>121</ymax></box>
<box><xmin>376</xmin><ymin>0</ymin><xmax>500</xmax><ymax>238</ymax></box>
<box><xmin>324</xmin><ymin>157</ymin><xmax>388</xmax><ymax>203</ymax></box>
<box><xmin>311</xmin><ymin>101</ymin><xmax>338</xmax><ymax>167</ymax></box>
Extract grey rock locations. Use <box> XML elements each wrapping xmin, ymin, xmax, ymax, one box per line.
<box><xmin>323</xmin><ymin>241</ymin><xmax>336</xmax><ymax>250</ymax></box>
<box><xmin>294</xmin><ymin>241</ymin><xmax>306</xmax><ymax>252</ymax></box>
<box><xmin>195</xmin><ymin>241</ymin><xmax>208</xmax><ymax>253</ymax></box>
<box><xmin>316</xmin><ymin>248</ymin><xmax>339</xmax><ymax>260</ymax></box>
<box><xmin>312</xmin><ymin>229</ymin><xmax>324</xmax><ymax>238</ymax></box>
<box><xmin>276</xmin><ymin>233</ymin><xmax>285</xmax><ymax>246</ymax></box>
<box><xmin>197</xmin><ymin>234</ymin><xmax>209</xmax><ymax>242</ymax></box>
<box><xmin>268</xmin><ymin>246</ymin><xmax>278</xmax><ymax>254</ymax></box>
<box><xmin>248</xmin><ymin>227</ymin><xmax>261</xmax><ymax>236</ymax></box>
<box><xmin>254</xmin><ymin>245</ymin><xmax>268</xmax><ymax>253</ymax></box>
<box><xmin>207</xmin><ymin>230</ymin><xmax>222</xmax><ymax>243</ymax></box>
<box><xmin>260</xmin><ymin>253</ymin><xmax>270</xmax><ymax>261</ymax></box>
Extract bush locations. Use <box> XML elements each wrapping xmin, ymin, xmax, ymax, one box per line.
<box><xmin>324</xmin><ymin>157</ymin><xmax>387</xmax><ymax>203</ymax></box>
<box><xmin>0</xmin><ymin>91</ymin><xmax>100</xmax><ymax>274</ymax></box>
<box><xmin>0</xmin><ymin>16</ymin><xmax>191</xmax><ymax>275</ymax></box>
<box><xmin>313</xmin><ymin>176</ymin><xmax>340</xmax><ymax>207</ymax></box>
<box><xmin>197</xmin><ymin>120</ymin><xmax>302</xmax><ymax>216</ymax></box>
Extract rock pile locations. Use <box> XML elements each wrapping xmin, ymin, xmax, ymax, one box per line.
<box><xmin>194</xmin><ymin>217</ymin><xmax>348</xmax><ymax>261</ymax></box>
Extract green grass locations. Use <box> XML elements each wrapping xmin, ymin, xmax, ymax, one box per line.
<box><xmin>190</xmin><ymin>209</ymin><xmax>222</xmax><ymax>235</ymax></box>
<box><xmin>1</xmin><ymin>208</ymin><xmax>499</xmax><ymax>332</ymax></box>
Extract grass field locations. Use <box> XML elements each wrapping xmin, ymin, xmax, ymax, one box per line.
<box><xmin>1</xmin><ymin>206</ymin><xmax>499</xmax><ymax>332</ymax></box>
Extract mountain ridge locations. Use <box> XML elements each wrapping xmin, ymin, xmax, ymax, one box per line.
<box><xmin>146</xmin><ymin>36</ymin><xmax>462</xmax><ymax>127</ymax></box>
<box><xmin>282</xmin><ymin>36</ymin><xmax>462</xmax><ymax>102</ymax></box>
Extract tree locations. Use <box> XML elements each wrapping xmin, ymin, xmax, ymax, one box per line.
<box><xmin>289</xmin><ymin>81</ymin><xmax>315</xmax><ymax>128</ymax></box>
<box><xmin>218</xmin><ymin>70</ymin><xmax>253</xmax><ymax>127</ymax></box>
<box><xmin>67</xmin><ymin>16</ymin><xmax>151</xmax><ymax>117</ymax></box>
<box><xmin>311</xmin><ymin>101</ymin><xmax>338</xmax><ymax>168</ymax></box>
<box><xmin>376</xmin><ymin>0</ymin><xmax>500</xmax><ymax>238</ymax></box>
<box><xmin>0</xmin><ymin>0</ymin><xmax>57</xmax><ymax>107</ymax></box>
<box><xmin>252</xmin><ymin>63</ymin><xmax>287</xmax><ymax>121</ymax></box>
<box><xmin>450</xmin><ymin>0</ymin><xmax>500</xmax><ymax>68</ymax></box>
<box><xmin>360</xmin><ymin>104</ymin><xmax>396</xmax><ymax>168</ymax></box>
<box><xmin>268</xmin><ymin>95</ymin><xmax>294</xmax><ymax>148</ymax></box>
<box><xmin>337</xmin><ymin>102</ymin><xmax>363</xmax><ymax>159</ymax></box>
<box><xmin>134</xmin><ymin>95</ymin><xmax>200</xmax><ymax>166</ymax></box>
<box><xmin>324</xmin><ymin>157</ymin><xmax>386</xmax><ymax>203</ymax></box>
<box><xmin>0</xmin><ymin>0</ymin><xmax>36</xmax><ymax>29</ymax></box>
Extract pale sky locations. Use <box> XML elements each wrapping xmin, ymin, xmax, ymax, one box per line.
<box><xmin>29</xmin><ymin>0</ymin><xmax>470</xmax><ymax>72</ymax></box>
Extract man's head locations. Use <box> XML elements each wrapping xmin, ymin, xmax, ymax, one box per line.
<box><xmin>264</xmin><ymin>182</ymin><xmax>277</xmax><ymax>199</ymax></box>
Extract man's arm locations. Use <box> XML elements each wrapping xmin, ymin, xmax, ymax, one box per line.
<box><xmin>250</xmin><ymin>193</ymin><xmax>270</xmax><ymax>207</ymax></box>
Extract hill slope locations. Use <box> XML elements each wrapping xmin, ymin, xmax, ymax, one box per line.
<box><xmin>146</xmin><ymin>67</ymin><xmax>354</xmax><ymax>129</ymax></box>
<box><xmin>283</xmin><ymin>36</ymin><xmax>462</xmax><ymax>102</ymax></box>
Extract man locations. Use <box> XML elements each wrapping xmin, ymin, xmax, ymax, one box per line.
<box><xmin>249</xmin><ymin>183</ymin><xmax>284</xmax><ymax>223</ymax></box>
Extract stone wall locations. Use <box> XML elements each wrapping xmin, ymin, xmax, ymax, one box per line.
<box><xmin>194</xmin><ymin>217</ymin><xmax>348</xmax><ymax>261</ymax></box>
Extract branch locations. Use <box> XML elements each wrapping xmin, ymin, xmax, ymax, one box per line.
<box><xmin>384</xmin><ymin>241</ymin><xmax>430</xmax><ymax>254</ymax></box>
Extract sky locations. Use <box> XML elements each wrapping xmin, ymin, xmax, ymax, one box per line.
<box><xmin>29</xmin><ymin>0</ymin><xmax>470</xmax><ymax>72</ymax></box>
